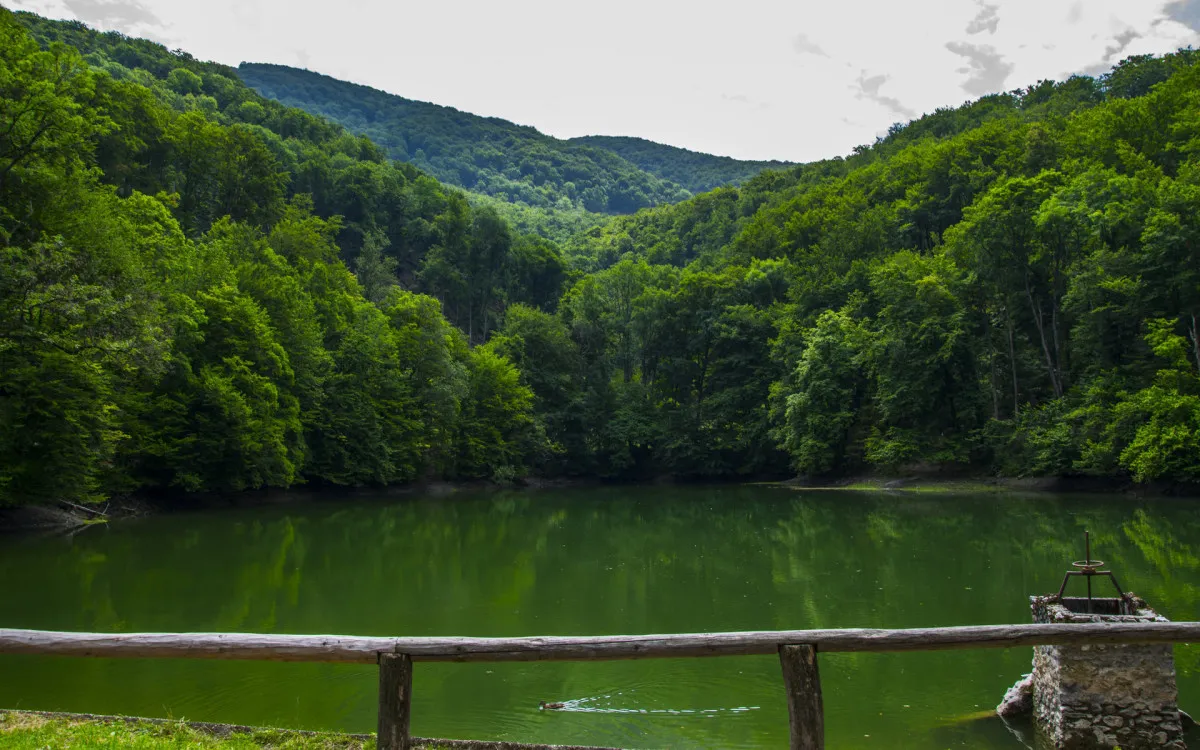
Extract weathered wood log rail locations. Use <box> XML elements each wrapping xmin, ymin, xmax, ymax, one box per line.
<box><xmin>3</xmin><ymin>622</ymin><xmax>1199</xmax><ymax>750</ymax></box>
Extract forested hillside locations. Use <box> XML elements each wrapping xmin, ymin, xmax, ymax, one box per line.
<box><xmin>16</xmin><ymin>12</ymin><xmax>572</xmax><ymax>338</ymax></box>
<box><xmin>545</xmin><ymin>51</ymin><xmax>1200</xmax><ymax>484</ymax></box>
<box><xmin>3</xmin><ymin>7</ymin><xmax>1199</xmax><ymax>511</ymax></box>
<box><xmin>1</xmin><ymin>9</ymin><xmax>548</xmax><ymax>506</ymax></box>
<box><xmin>236</xmin><ymin>64</ymin><xmax>789</xmax><ymax>223</ymax></box>
<box><xmin>236</xmin><ymin>64</ymin><xmax>686</xmax><ymax>214</ymax></box>
<box><xmin>568</xmin><ymin>136</ymin><xmax>791</xmax><ymax>194</ymax></box>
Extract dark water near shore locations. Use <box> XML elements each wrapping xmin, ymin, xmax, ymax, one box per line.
<box><xmin>2</xmin><ymin>486</ymin><xmax>1200</xmax><ymax>748</ymax></box>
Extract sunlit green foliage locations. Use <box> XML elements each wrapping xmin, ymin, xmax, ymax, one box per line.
<box><xmin>14</xmin><ymin>11</ymin><xmax>570</xmax><ymax>325</ymax></box>
<box><xmin>556</xmin><ymin>49</ymin><xmax>1200</xmax><ymax>484</ymax></box>
<box><xmin>4</xmin><ymin>7</ymin><xmax>1200</xmax><ymax>506</ymax></box>
<box><xmin>236</xmin><ymin>63</ymin><xmax>693</xmax><ymax>216</ymax></box>
<box><xmin>0</xmin><ymin>10</ymin><xmax>540</xmax><ymax>505</ymax></box>
<box><xmin>569</xmin><ymin>135</ymin><xmax>792</xmax><ymax>194</ymax></box>
<box><xmin>234</xmin><ymin>64</ymin><xmax>788</xmax><ymax>244</ymax></box>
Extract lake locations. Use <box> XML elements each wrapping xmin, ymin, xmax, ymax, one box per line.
<box><xmin>1</xmin><ymin>485</ymin><xmax>1199</xmax><ymax>748</ymax></box>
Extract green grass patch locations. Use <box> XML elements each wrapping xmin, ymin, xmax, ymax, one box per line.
<box><xmin>757</xmin><ymin>479</ymin><xmax>1013</xmax><ymax>494</ymax></box>
<box><xmin>841</xmin><ymin>480</ymin><xmax>1006</xmax><ymax>494</ymax></box>
<box><xmin>0</xmin><ymin>712</ymin><xmax>370</xmax><ymax>749</ymax></box>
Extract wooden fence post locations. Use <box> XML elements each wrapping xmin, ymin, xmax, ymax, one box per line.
<box><xmin>779</xmin><ymin>644</ymin><xmax>824</xmax><ymax>750</ymax></box>
<box><xmin>378</xmin><ymin>652</ymin><xmax>413</xmax><ymax>750</ymax></box>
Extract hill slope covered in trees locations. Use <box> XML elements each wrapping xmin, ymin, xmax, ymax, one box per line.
<box><xmin>1</xmin><ymin>9</ymin><xmax>559</xmax><ymax>505</ymax></box>
<box><xmin>539</xmin><ymin>49</ymin><xmax>1200</xmax><ymax>484</ymax></box>
<box><xmin>235</xmin><ymin>63</ymin><xmax>789</xmax><ymax>221</ymax></box>
<box><xmin>568</xmin><ymin>135</ymin><xmax>791</xmax><ymax>194</ymax></box>
<box><xmin>3</xmin><ymin>8</ymin><xmax>1199</xmax><ymax>511</ymax></box>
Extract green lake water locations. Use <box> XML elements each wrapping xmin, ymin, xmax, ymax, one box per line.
<box><xmin>2</xmin><ymin>485</ymin><xmax>1200</xmax><ymax>748</ymax></box>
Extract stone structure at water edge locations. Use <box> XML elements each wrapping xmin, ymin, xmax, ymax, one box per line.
<box><xmin>1026</xmin><ymin>594</ymin><xmax>1185</xmax><ymax>749</ymax></box>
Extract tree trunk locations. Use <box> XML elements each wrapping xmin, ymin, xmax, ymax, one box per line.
<box><xmin>1189</xmin><ymin>313</ymin><xmax>1200</xmax><ymax>375</ymax></box>
<box><xmin>986</xmin><ymin>312</ymin><xmax>999</xmax><ymax>420</ymax></box>
<box><xmin>1006</xmin><ymin>307</ymin><xmax>1019</xmax><ymax>418</ymax></box>
<box><xmin>1051</xmin><ymin>298</ymin><xmax>1065</xmax><ymax>391</ymax></box>
<box><xmin>480</xmin><ymin>291</ymin><xmax>491</xmax><ymax>343</ymax></box>
<box><xmin>622</xmin><ymin>334</ymin><xmax>633</xmax><ymax>384</ymax></box>
<box><xmin>1026</xmin><ymin>283</ymin><xmax>1062</xmax><ymax>398</ymax></box>
<box><xmin>695</xmin><ymin>343</ymin><xmax>711</xmax><ymax>412</ymax></box>
<box><xmin>991</xmin><ymin>353</ymin><xmax>1001</xmax><ymax>420</ymax></box>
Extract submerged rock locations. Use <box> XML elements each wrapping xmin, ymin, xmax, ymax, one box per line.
<box><xmin>996</xmin><ymin>673</ymin><xmax>1033</xmax><ymax>718</ymax></box>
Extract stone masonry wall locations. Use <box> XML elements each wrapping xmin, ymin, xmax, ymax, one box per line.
<box><xmin>1030</xmin><ymin>596</ymin><xmax>1184</xmax><ymax>749</ymax></box>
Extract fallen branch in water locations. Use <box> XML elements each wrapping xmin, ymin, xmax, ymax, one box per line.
<box><xmin>58</xmin><ymin>500</ymin><xmax>107</xmax><ymax>517</ymax></box>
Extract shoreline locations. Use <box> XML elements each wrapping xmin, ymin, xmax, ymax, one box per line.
<box><xmin>1</xmin><ymin>472</ymin><xmax>1197</xmax><ymax>534</ymax></box>
<box><xmin>775</xmin><ymin>474</ymin><xmax>1200</xmax><ymax>496</ymax></box>
<box><xmin>0</xmin><ymin>475</ymin><xmax>608</xmax><ymax>532</ymax></box>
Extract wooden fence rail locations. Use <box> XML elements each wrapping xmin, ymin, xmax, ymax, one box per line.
<box><xmin>2</xmin><ymin>622</ymin><xmax>1199</xmax><ymax>750</ymax></box>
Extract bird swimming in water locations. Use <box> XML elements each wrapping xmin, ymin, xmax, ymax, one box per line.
<box><xmin>539</xmin><ymin>701</ymin><xmax>566</xmax><ymax>710</ymax></box>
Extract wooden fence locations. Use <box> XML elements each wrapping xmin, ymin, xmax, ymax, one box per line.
<box><xmin>3</xmin><ymin>622</ymin><xmax>1200</xmax><ymax>750</ymax></box>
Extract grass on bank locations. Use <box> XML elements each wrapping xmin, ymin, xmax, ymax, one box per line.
<box><xmin>0</xmin><ymin>712</ymin><xmax>370</xmax><ymax>749</ymax></box>
<box><xmin>836</xmin><ymin>480</ymin><xmax>1009</xmax><ymax>494</ymax></box>
<box><xmin>760</xmin><ymin>479</ymin><xmax>1015</xmax><ymax>494</ymax></box>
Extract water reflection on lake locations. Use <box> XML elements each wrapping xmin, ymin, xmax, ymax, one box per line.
<box><xmin>1</xmin><ymin>485</ymin><xmax>1199</xmax><ymax>748</ymax></box>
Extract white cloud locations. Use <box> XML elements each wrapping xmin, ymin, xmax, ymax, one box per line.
<box><xmin>967</xmin><ymin>2</ymin><xmax>1001</xmax><ymax>35</ymax></box>
<box><xmin>945</xmin><ymin>40</ymin><xmax>1015</xmax><ymax>96</ymax></box>
<box><xmin>9</xmin><ymin>0</ymin><xmax>1200</xmax><ymax>162</ymax></box>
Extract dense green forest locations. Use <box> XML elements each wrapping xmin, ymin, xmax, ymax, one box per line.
<box><xmin>554</xmin><ymin>51</ymin><xmax>1200</xmax><ymax>483</ymax></box>
<box><xmin>236</xmin><ymin>63</ymin><xmax>788</xmax><ymax>238</ymax></box>
<box><xmin>2</xmin><ymin>8</ymin><xmax>1199</xmax><ymax>509</ymax></box>
<box><xmin>1</xmin><ymin>10</ymin><xmax>551</xmax><ymax>506</ymax></box>
<box><xmin>569</xmin><ymin>136</ymin><xmax>791</xmax><ymax>194</ymax></box>
<box><xmin>235</xmin><ymin>63</ymin><xmax>684</xmax><ymax>213</ymax></box>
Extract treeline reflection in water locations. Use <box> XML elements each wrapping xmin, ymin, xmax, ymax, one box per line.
<box><xmin>1</xmin><ymin>486</ymin><xmax>1199</xmax><ymax>748</ymax></box>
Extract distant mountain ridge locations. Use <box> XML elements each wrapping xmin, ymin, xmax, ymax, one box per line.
<box><xmin>236</xmin><ymin>63</ymin><xmax>789</xmax><ymax>216</ymax></box>
<box><xmin>568</xmin><ymin>135</ymin><xmax>791</xmax><ymax>194</ymax></box>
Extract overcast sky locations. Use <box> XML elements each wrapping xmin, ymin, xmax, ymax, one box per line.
<box><xmin>8</xmin><ymin>0</ymin><xmax>1200</xmax><ymax>161</ymax></box>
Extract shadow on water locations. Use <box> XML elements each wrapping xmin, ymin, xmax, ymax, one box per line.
<box><xmin>2</xmin><ymin>485</ymin><xmax>1200</xmax><ymax>748</ymax></box>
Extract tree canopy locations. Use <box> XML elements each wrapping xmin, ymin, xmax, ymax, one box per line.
<box><xmin>1</xmin><ymin>10</ymin><xmax>541</xmax><ymax>506</ymax></box>
<box><xmin>235</xmin><ymin>63</ymin><xmax>788</xmax><ymax>240</ymax></box>
<box><xmin>4</xmin><ymin>9</ymin><xmax>1200</xmax><ymax>510</ymax></box>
